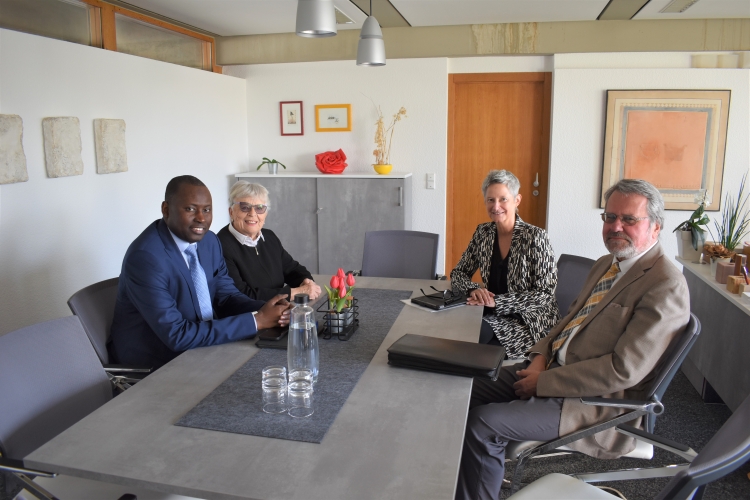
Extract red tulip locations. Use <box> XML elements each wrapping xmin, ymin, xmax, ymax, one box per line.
<box><xmin>338</xmin><ymin>284</ymin><xmax>346</xmax><ymax>298</ymax></box>
<box><xmin>330</xmin><ymin>275</ymin><xmax>340</xmax><ymax>288</ymax></box>
<box><xmin>346</xmin><ymin>273</ymin><xmax>356</xmax><ymax>287</ymax></box>
<box><xmin>337</xmin><ymin>268</ymin><xmax>346</xmax><ymax>278</ymax></box>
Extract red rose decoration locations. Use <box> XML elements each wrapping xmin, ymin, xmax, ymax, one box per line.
<box><xmin>315</xmin><ymin>149</ymin><xmax>348</xmax><ymax>174</ymax></box>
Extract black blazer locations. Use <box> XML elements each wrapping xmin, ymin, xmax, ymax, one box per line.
<box><xmin>217</xmin><ymin>225</ymin><xmax>314</xmax><ymax>301</ymax></box>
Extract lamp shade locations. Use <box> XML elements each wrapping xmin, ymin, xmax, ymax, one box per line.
<box><xmin>356</xmin><ymin>16</ymin><xmax>386</xmax><ymax>66</ymax></box>
<box><xmin>296</xmin><ymin>0</ymin><xmax>337</xmax><ymax>38</ymax></box>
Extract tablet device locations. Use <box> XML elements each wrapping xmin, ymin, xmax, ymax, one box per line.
<box><xmin>255</xmin><ymin>326</ymin><xmax>289</xmax><ymax>349</ymax></box>
<box><xmin>411</xmin><ymin>292</ymin><xmax>467</xmax><ymax>311</ymax></box>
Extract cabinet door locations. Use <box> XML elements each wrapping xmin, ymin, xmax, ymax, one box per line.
<box><xmin>238</xmin><ymin>177</ymin><xmax>319</xmax><ymax>274</ymax></box>
<box><xmin>316</xmin><ymin>178</ymin><xmax>407</xmax><ymax>275</ymax></box>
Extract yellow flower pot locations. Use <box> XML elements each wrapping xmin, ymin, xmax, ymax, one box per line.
<box><xmin>373</xmin><ymin>164</ymin><xmax>393</xmax><ymax>175</ymax></box>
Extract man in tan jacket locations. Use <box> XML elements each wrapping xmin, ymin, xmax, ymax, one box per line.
<box><xmin>456</xmin><ymin>179</ymin><xmax>690</xmax><ymax>500</ymax></box>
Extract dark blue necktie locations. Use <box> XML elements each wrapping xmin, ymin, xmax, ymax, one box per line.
<box><xmin>184</xmin><ymin>245</ymin><xmax>213</xmax><ymax>322</ymax></box>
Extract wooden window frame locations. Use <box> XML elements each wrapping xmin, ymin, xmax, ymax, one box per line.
<box><xmin>78</xmin><ymin>0</ymin><xmax>221</xmax><ymax>73</ymax></box>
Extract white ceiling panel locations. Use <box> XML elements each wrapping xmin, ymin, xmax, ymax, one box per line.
<box><xmin>122</xmin><ymin>0</ymin><xmax>367</xmax><ymax>36</ymax></box>
<box><xmin>120</xmin><ymin>0</ymin><xmax>750</xmax><ymax>36</ymax></box>
<box><xmin>389</xmin><ymin>0</ymin><xmax>610</xmax><ymax>26</ymax></box>
<box><xmin>635</xmin><ymin>0</ymin><xmax>750</xmax><ymax>19</ymax></box>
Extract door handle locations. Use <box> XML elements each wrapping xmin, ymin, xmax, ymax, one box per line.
<box><xmin>398</xmin><ymin>187</ymin><xmax>403</xmax><ymax>207</ymax></box>
<box><xmin>315</xmin><ymin>207</ymin><xmax>324</xmax><ymax>214</ymax></box>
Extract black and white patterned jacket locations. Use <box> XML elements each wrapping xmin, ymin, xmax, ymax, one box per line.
<box><xmin>450</xmin><ymin>217</ymin><xmax>560</xmax><ymax>358</ymax></box>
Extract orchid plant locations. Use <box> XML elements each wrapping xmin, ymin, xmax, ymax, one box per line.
<box><xmin>324</xmin><ymin>268</ymin><xmax>356</xmax><ymax>313</ymax></box>
<box><xmin>673</xmin><ymin>189</ymin><xmax>710</xmax><ymax>250</ymax></box>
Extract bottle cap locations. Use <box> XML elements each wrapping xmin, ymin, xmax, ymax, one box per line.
<box><xmin>294</xmin><ymin>294</ymin><xmax>309</xmax><ymax>304</ymax></box>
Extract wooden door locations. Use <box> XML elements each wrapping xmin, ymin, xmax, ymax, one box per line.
<box><xmin>446</xmin><ymin>72</ymin><xmax>552</xmax><ymax>278</ymax></box>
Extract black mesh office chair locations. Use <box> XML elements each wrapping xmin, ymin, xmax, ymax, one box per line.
<box><xmin>508</xmin><ymin>391</ymin><xmax>750</xmax><ymax>499</ymax></box>
<box><xmin>555</xmin><ymin>254</ymin><xmax>596</xmax><ymax>316</ymax></box>
<box><xmin>506</xmin><ymin>313</ymin><xmax>702</xmax><ymax>493</ymax></box>
<box><xmin>360</xmin><ymin>230</ymin><xmax>440</xmax><ymax>280</ymax></box>
<box><xmin>68</xmin><ymin>278</ymin><xmax>151</xmax><ymax>387</ymax></box>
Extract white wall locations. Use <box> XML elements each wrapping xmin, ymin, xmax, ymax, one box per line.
<box><xmin>547</xmin><ymin>59</ymin><xmax>750</xmax><ymax>262</ymax></box>
<box><xmin>0</xmin><ymin>29</ymin><xmax>248</xmax><ymax>335</ymax></box>
<box><xmin>225</xmin><ymin>58</ymin><xmax>450</xmax><ymax>270</ymax></box>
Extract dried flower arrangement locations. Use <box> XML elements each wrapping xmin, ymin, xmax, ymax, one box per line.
<box><xmin>703</xmin><ymin>242</ymin><xmax>733</xmax><ymax>260</ymax></box>
<box><xmin>372</xmin><ymin>106</ymin><xmax>407</xmax><ymax>165</ymax></box>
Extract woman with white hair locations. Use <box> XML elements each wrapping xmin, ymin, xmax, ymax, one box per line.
<box><xmin>217</xmin><ymin>181</ymin><xmax>321</xmax><ymax>301</ymax></box>
<box><xmin>450</xmin><ymin>170</ymin><xmax>559</xmax><ymax>358</ymax></box>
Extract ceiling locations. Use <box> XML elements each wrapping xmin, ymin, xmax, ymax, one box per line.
<box><xmin>120</xmin><ymin>0</ymin><xmax>750</xmax><ymax>37</ymax></box>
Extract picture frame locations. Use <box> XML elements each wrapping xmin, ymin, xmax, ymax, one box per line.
<box><xmin>280</xmin><ymin>101</ymin><xmax>303</xmax><ymax>136</ymax></box>
<box><xmin>315</xmin><ymin>104</ymin><xmax>352</xmax><ymax>132</ymax></box>
<box><xmin>601</xmin><ymin>89</ymin><xmax>730</xmax><ymax>211</ymax></box>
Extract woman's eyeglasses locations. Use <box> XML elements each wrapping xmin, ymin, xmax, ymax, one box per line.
<box><xmin>234</xmin><ymin>202</ymin><xmax>268</xmax><ymax>214</ymax></box>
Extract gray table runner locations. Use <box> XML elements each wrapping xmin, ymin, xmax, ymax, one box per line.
<box><xmin>176</xmin><ymin>288</ymin><xmax>413</xmax><ymax>443</ymax></box>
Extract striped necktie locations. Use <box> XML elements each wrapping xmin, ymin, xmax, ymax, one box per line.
<box><xmin>548</xmin><ymin>262</ymin><xmax>621</xmax><ymax>367</ymax></box>
<box><xmin>184</xmin><ymin>245</ymin><xmax>214</xmax><ymax>322</ymax></box>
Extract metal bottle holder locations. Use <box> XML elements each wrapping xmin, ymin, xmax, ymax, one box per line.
<box><xmin>317</xmin><ymin>297</ymin><xmax>359</xmax><ymax>341</ymax></box>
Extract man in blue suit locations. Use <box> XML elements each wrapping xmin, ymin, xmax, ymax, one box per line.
<box><xmin>109</xmin><ymin>175</ymin><xmax>290</xmax><ymax>370</ymax></box>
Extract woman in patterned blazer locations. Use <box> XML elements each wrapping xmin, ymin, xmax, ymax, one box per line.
<box><xmin>450</xmin><ymin>170</ymin><xmax>559</xmax><ymax>358</ymax></box>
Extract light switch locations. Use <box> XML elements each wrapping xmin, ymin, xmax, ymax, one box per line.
<box><xmin>426</xmin><ymin>173</ymin><xmax>435</xmax><ymax>189</ymax></box>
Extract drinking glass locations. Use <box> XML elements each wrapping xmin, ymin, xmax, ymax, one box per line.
<box><xmin>287</xmin><ymin>369</ymin><xmax>314</xmax><ymax>418</ymax></box>
<box><xmin>262</xmin><ymin>365</ymin><xmax>287</xmax><ymax>414</ymax></box>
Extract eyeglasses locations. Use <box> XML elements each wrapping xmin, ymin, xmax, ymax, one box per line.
<box><xmin>600</xmin><ymin>213</ymin><xmax>649</xmax><ymax>226</ymax></box>
<box><xmin>234</xmin><ymin>202</ymin><xmax>268</xmax><ymax>214</ymax></box>
<box><xmin>421</xmin><ymin>286</ymin><xmax>464</xmax><ymax>305</ymax></box>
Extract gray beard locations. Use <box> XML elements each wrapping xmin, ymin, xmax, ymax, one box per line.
<box><xmin>605</xmin><ymin>231</ymin><xmax>638</xmax><ymax>260</ymax></box>
<box><xmin>606</xmin><ymin>241</ymin><xmax>637</xmax><ymax>260</ymax></box>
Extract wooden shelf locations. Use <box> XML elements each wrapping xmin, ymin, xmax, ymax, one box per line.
<box><xmin>676</xmin><ymin>257</ymin><xmax>750</xmax><ymax>317</ymax></box>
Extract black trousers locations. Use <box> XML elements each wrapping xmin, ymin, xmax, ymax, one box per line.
<box><xmin>455</xmin><ymin>361</ymin><xmax>563</xmax><ymax>500</ymax></box>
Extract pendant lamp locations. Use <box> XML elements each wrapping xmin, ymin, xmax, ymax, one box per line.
<box><xmin>296</xmin><ymin>0</ymin><xmax>337</xmax><ymax>38</ymax></box>
<box><xmin>356</xmin><ymin>0</ymin><xmax>385</xmax><ymax>66</ymax></box>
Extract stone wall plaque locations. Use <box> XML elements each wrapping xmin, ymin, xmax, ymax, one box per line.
<box><xmin>94</xmin><ymin>119</ymin><xmax>128</xmax><ymax>174</ymax></box>
<box><xmin>0</xmin><ymin>114</ymin><xmax>29</xmax><ymax>184</ymax></box>
<box><xmin>42</xmin><ymin>117</ymin><xmax>84</xmax><ymax>178</ymax></box>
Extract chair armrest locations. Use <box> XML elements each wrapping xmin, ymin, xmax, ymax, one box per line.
<box><xmin>346</xmin><ymin>270</ymin><xmax>362</xmax><ymax>276</ymax></box>
<box><xmin>581</xmin><ymin>397</ymin><xmax>664</xmax><ymax>415</ymax></box>
<box><xmin>616</xmin><ymin>424</ymin><xmax>697</xmax><ymax>461</ymax></box>
<box><xmin>435</xmin><ymin>274</ymin><xmax>448</xmax><ymax>280</ymax></box>
<box><xmin>102</xmin><ymin>364</ymin><xmax>152</xmax><ymax>374</ymax></box>
<box><xmin>0</xmin><ymin>456</ymin><xmax>56</xmax><ymax>478</ymax></box>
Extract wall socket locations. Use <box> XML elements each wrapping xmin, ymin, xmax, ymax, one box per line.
<box><xmin>426</xmin><ymin>173</ymin><xmax>435</xmax><ymax>189</ymax></box>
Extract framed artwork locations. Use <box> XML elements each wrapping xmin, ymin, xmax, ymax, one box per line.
<box><xmin>315</xmin><ymin>104</ymin><xmax>352</xmax><ymax>132</ymax></box>
<box><xmin>601</xmin><ymin>89</ymin><xmax>730</xmax><ymax>211</ymax></box>
<box><xmin>280</xmin><ymin>101</ymin><xmax>303</xmax><ymax>136</ymax></box>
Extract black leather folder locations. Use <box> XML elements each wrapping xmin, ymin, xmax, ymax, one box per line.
<box><xmin>387</xmin><ymin>334</ymin><xmax>506</xmax><ymax>381</ymax></box>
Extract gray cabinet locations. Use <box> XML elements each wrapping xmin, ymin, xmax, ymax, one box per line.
<box><xmin>234</xmin><ymin>173</ymin><xmax>412</xmax><ymax>275</ymax></box>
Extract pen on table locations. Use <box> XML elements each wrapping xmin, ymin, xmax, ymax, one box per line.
<box><xmin>742</xmin><ymin>266</ymin><xmax>750</xmax><ymax>285</ymax></box>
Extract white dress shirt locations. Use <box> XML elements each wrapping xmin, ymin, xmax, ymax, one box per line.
<box><xmin>228</xmin><ymin>223</ymin><xmax>264</xmax><ymax>247</ymax></box>
<box><xmin>168</xmin><ymin>229</ymin><xmax>193</xmax><ymax>268</ymax></box>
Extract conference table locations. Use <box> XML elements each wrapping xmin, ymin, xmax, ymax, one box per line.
<box><xmin>25</xmin><ymin>276</ymin><xmax>484</xmax><ymax>500</ymax></box>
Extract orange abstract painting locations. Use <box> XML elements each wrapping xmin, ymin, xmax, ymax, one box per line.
<box><xmin>623</xmin><ymin>110</ymin><xmax>707</xmax><ymax>191</ymax></box>
<box><xmin>601</xmin><ymin>90</ymin><xmax>730</xmax><ymax>211</ymax></box>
